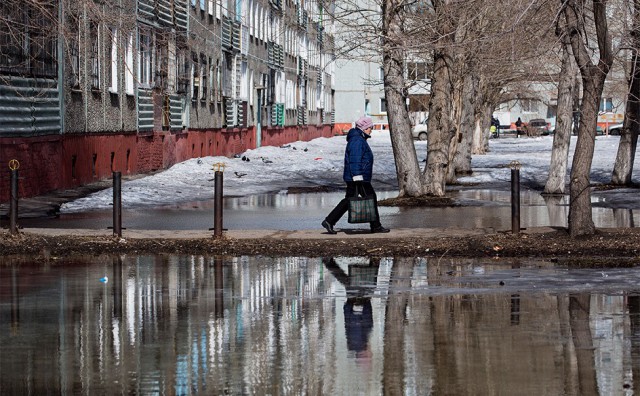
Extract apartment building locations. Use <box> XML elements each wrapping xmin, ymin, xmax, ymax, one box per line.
<box><xmin>0</xmin><ymin>0</ymin><xmax>335</xmax><ymax>201</ymax></box>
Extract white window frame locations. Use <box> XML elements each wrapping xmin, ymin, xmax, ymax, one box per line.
<box><xmin>379</xmin><ymin>97</ymin><xmax>387</xmax><ymax>114</ymax></box>
<box><xmin>239</xmin><ymin>61</ymin><xmax>248</xmax><ymax>100</ymax></box>
<box><xmin>125</xmin><ymin>32</ymin><xmax>134</xmax><ymax>95</ymax></box>
<box><xmin>138</xmin><ymin>29</ymin><xmax>153</xmax><ymax>88</ymax></box>
<box><xmin>109</xmin><ymin>27</ymin><xmax>118</xmax><ymax>93</ymax></box>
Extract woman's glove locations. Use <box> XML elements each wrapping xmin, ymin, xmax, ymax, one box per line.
<box><xmin>352</xmin><ymin>175</ymin><xmax>363</xmax><ymax>182</ymax></box>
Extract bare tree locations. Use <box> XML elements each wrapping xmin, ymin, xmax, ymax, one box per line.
<box><xmin>381</xmin><ymin>0</ymin><xmax>424</xmax><ymax>196</ymax></box>
<box><xmin>544</xmin><ymin>26</ymin><xmax>577</xmax><ymax>195</ymax></box>
<box><xmin>564</xmin><ymin>0</ymin><xmax>614</xmax><ymax>237</ymax></box>
<box><xmin>612</xmin><ymin>0</ymin><xmax>640</xmax><ymax>185</ymax></box>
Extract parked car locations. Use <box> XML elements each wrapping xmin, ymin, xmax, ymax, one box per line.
<box><xmin>607</xmin><ymin>123</ymin><xmax>623</xmax><ymax>135</ymax></box>
<box><xmin>412</xmin><ymin>119</ymin><xmax>428</xmax><ymax>140</ymax></box>
<box><xmin>527</xmin><ymin>118</ymin><xmax>550</xmax><ymax>136</ymax></box>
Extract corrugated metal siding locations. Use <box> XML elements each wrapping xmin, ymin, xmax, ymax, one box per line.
<box><xmin>138</xmin><ymin>89</ymin><xmax>154</xmax><ymax>131</ymax></box>
<box><xmin>138</xmin><ymin>0</ymin><xmax>155</xmax><ymax>20</ymax></box>
<box><xmin>157</xmin><ymin>0</ymin><xmax>173</xmax><ymax>26</ymax></box>
<box><xmin>169</xmin><ymin>94</ymin><xmax>183</xmax><ymax>130</ymax></box>
<box><xmin>174</xmin><ymin>0</ymin><xmax>188</xmax><ymax>31</ymax></box>
<box><xmin>0</xmin><ymin>76</ymin><xmax>60</xmax><ymax>136</ymax></box>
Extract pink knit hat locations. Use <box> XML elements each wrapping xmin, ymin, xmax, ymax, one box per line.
<box><xmin>355</xmin><ymin>116</ymin><xmax>374</xmax><ymax>130</ymax></box>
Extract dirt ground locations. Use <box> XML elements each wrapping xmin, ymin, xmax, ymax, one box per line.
<box><xmin>2</xmin><ymin>227</ymin><xmax>640</xmax><ymax>267</ymax></box>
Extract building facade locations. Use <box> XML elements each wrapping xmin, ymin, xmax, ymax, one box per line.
<box><xmin>0</xmin><ymin>0</ymin><xmax>335</xmax><ymax>201</ymax></box>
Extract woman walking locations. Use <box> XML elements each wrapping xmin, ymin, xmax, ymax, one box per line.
<box><xmin>321</xmin><ymin>116</ymin><xmax>390</xmax><ymax>234</ymax></box>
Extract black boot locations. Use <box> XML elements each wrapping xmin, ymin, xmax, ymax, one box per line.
<box><xmin>371</xmin><ymin>225</ymin><xmax>390</xmax><ymax>233</ymax></box>
<box><xmin>322</xmin><ymin>220</ymin><xmax>337</xmax><ymax>234</ymax></box>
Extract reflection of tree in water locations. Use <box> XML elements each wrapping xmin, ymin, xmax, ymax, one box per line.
<box><xmin>569</xmin><ymin>294</ymin><xmax>598</xmax><ymax>396</ymax></box>
<box><xmin>323</xmin><ymin>258</ymin><xmax>378</xmax><ymax>354</ymax></box>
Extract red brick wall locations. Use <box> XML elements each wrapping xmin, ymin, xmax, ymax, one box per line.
<box><xmin>0</xmin><ymin>124</ymin><xmax>333</xmax><ymax>202</ymax></box>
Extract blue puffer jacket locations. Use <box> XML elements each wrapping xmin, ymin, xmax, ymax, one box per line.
<box><xmin>343</xmin><ymin>128</ymin><xmax>374</xmax><ymax>182</ymax></box>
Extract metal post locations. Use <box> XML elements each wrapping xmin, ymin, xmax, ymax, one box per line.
<box><xmin>113</xmin><ymin>171</ymin><xmax>122</xmax><ymax>237</ymax></box>
<box><xmin>510</xmin><ymin>165</ymin><xmax>521</xmax><ymax>234</ymax></box>
<box><xmin>214</xmin><ymin>171</ymin><xmax>223</xmax><ymax>237</ymax></box>
<box><xmin>9</xmin><ymin>169</ymin><xmax>18</xmax><ymax>235</ymax></box>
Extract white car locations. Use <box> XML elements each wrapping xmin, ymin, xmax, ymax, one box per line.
<box><xmin>412</xmin><ymin>119</ymin><xmax>428</xmax><ymax>141</ymax></box>
<box><xmin>607</xmin><ymin>123</ymin><xmax>623</xmax><ymax>135</ymax></box>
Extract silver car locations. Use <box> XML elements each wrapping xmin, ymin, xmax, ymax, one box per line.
<box><xmin>412</xmin><ymin>119</ymin><xmax>428</xmax><ymax>140</ymax></box>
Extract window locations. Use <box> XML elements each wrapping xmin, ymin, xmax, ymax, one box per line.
<box><xmin>70</xmin><ymin>24</ymin><xmax>81</xmax><ymax>88</ymax></box>
<box><xmin>236</xmin><ymin>0</ymin><xmax>242</xmax><ymax>22</ymax></box>
<box><xmin>521</xmin><ymin>99</ymin><xmax>538</xmax><ymax>113</ymax></box>
<box><xmin>168</xmin><ymin>39</ymin><xmax>176</xmax><ymax>92</ymax></box>
<box><xmin>0</xmin><ymin>2</ymin><xmax>56</xmax><ymax>77</ymax></box>
<box><xmin>378</xmin><ymin>66</ymin><xmax>384</xmax><ymax>81</ymax></box>
<box><xmin>109</xmin><ymin>27</ymin><xmax>118</xmax><ymax>93</ymax></box>
<box><xmin>139</xmin><ymin>29</ymin><xmax>153</xmax><ymax>87</ymax></box>
<box><xmin>600</xmin><ymin>97</ymin><xmax>613</xmax><ymax>112</ymax></box>
<box><xmin>125</xmin><ymin>32</ymin><xmax>134</xmax><ymax>95</ymax></box>
<box><xmin>177</xmin><ymin>50</ymin><xmax>189</xmax><ymax>94</ymax></box>
<box><xmin>407</xmin><ymin>62</ymin><xmax>427</xmax><ymax>80</ymax></box>
<box><xmin>200</xmin><ymin>54</ymin><xmax>207</xmax><ymax>100</ymax></box>
<box><xmin>209</xmin><ymin>57</ymin><xmax>215</xmax><ymax>102</ymax></box>
<box><xmin>240</xmin><ymin>60</ymin><xmax>248</xmax><ymax>100</ymax></box>
<box><xmin>191</xmin><ymin>52</ymin><xmax>199</xmax><ymax>100</ymax></box>
<box><xmin>90</xmin><ymin>23</ymin><xmax>101</xmax><ymax>90</ymax></box>
<box><xmin>380</xmin><ymin>98</ymin><xmax>387</xmax><ymax>113</ymax></box>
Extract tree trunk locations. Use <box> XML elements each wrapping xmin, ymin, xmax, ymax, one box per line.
<box><xmin>544</xmin><ymin>38</ymin><xmax>575</xmax><ymax>195</ymax></box>
<box><xmin>381</xmin><ymin>0</ymin><xmax>424</xmax><ymax>197</ymax></box>
<box><xmin>472</xmin><ymin>103</ymin><xmax>492</xmax><ymax>155</ymax></box>
<box><xmin>612</xmin><ymin>0</ymin><xmax>640</xmax><ymax>185</ymax></box>
<box><xmin>424</xmin><ymin>0</ymin><xmax>455</xmax><ymax>196</ymax></box>
<box><xmin>565</xmin><ymin>0</ymin><xmax>613</xmax><ymax>237</ymax></box>
<box><xmin>449</xmin><ymin>73</ymin><xmax>475</xmax><ymax>180</ymax></box>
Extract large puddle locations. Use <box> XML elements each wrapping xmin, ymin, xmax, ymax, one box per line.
<box><xmin>16</xmin><ymin>188</ymin><xmax>640</xmax><ymax>230</ymax></box>
<box><xmin>1</xmin><ymin>255</ymin><xmax>639</xmax><ymax>394</ymax></box>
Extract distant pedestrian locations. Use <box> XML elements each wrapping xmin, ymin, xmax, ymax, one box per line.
<box><xmin>491</xmin><ymin>116</ymin><xmax>500</xmax><ymax>138</ymax></box>
<box><xmin>321</xmin><ymin>116</ymin><xmax>390</xmax><ymax>234</ymax></box>
<box><xmin>515</xmin><ymin>117</ymin><xmax>523</xmax><ymax>136</ymax></box>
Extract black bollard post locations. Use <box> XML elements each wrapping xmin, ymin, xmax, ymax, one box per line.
<box><xmin>214</xmin><ymin>170</ymin><xmax>223</xmax><ymax>237</ymax></box>
<box><xmin>9</xmin><ymin>169</ymin><xmax>18</xmax><ymax>235</ymax></box>
<box><xmin>510</xmin><ymin>165</ymin><xmax>521</xmax><ymax>234</ymax></box>
<box><xmin>113</xmin><ymin>171</ymin><xmax>122</xmax><ymax>237</ymax></box>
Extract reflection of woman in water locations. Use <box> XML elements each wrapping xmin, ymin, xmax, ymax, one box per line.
<box><xmin>344</xmin><ymin>297</ymin><xmax>373</xmax><ymax>353</ymax></box>
<box><xmin>323</xmin><ymin>258</ymin><xmax>377</xmax><ymax>355</ymax></box>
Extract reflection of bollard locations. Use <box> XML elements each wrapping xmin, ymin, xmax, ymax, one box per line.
<box><xmin>11</xmin><ymin>266</ymin><xmax>19</xmax><ymax>334</ymax></box>
<box><xmin>113</xmin><ymin>171</ymin><xmax>122</xmax><ymax>237</ymax></box>
<box><xmin>509</xmin><ymin>161</ymin><xmax>521</xmax><ymax>234</ymax></box>
<box><xmin>214</xmin><ymin>256</ymin><xmax>224</xmax><ymax>318</ymax></box>
<box><xmin>113</xmin><ymin>256</ymin><xmax>123</xmax><ymax>319</ymax></box>
<box><xmin>9</xmin><ymin>160</ymin><xmax>20</xmax><ymax>235</ymax></box>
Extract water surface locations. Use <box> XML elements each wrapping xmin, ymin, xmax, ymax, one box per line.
<box><xmin>1</xmin><ymin>255</ymin><xmax>638</xmax><ymax>394</ymax></box>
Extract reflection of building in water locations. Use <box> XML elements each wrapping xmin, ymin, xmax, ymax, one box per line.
<box><xmin>3</xmin><ymin>255</ymin><xmax>640</xmax><ymax>394</ymax></box>
<box><xmin>590</xmin><ymin>295</ymin><xmax>629</xmax><ymax>395</ymax></box>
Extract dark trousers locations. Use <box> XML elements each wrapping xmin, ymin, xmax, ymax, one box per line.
<box><xmin>325</xmin><ymin>181</ymin><xmax>382</xmax><ymax>228</ymax></box>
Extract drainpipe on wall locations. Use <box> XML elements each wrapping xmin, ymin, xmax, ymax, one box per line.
<box><xmin>256</xmin><ymin>86</ymin><xmax>265</xmax><ymax>148</ymax></box>
<box><xmin>119</xmin><ymin>0</ymin><xmax>123</xmax><ymax>131</ymax></box>
<box><xmin>57</xmin><ymin>0</ymin><xmax>65</xmax><ymax>134</ymax></box>
<box><xmin>83</xmin><ymin>3</ymin><xmax>88</xmax><ymax>132</ymax></box>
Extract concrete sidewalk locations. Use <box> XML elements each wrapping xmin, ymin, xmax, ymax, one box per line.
<box><xmin>19</xmin><ymin>226</ymin><xmax>558</xmax><ymax>240</ymax></box>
